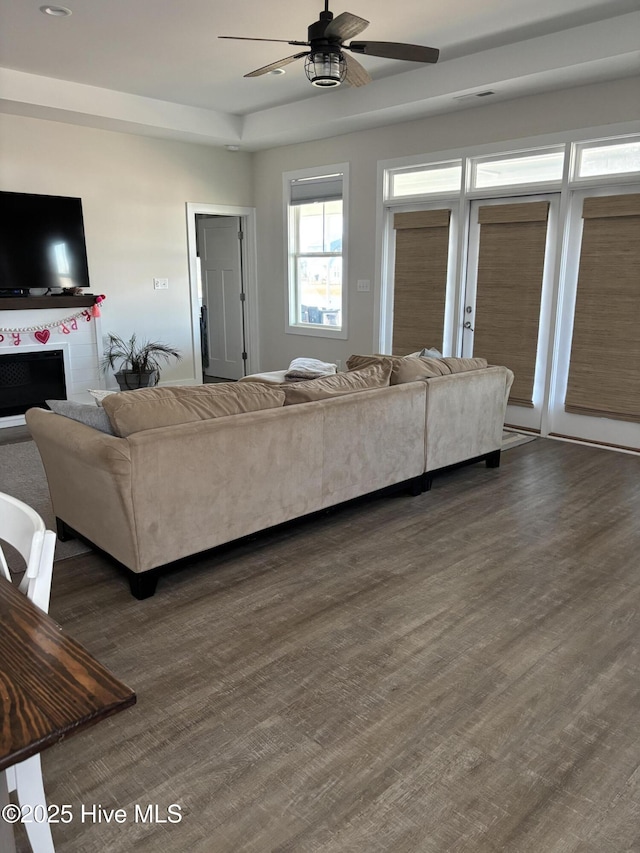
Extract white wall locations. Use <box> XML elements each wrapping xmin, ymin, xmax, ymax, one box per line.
<box><xmin>253</xmin><ymin>76</ymin><xmax>640</xmax><ymax>371</ymax></box>
<box><xmin>2</xmin><ymin>77</ymin><xmax>638</xmax><ymax>381</ymax></box>
<box><xmin>0</xmin><ymin>113</ymin><xmax>253</xmax><ymax>383</ymax></box>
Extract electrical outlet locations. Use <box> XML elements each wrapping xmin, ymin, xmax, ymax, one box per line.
<box><xmin>153</xmin><ymin>278</ymin><xmax>169</xmax><ymax>290</ymax></box>
<box><xmin>357</xmin><ymin>279</ymin><xmax>371</xmax><ymax>292</ymax></box>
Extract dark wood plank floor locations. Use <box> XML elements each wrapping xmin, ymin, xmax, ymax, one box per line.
<box><xmin>12</xmin><ymin>438</ymin><xmax>640</xmax><ymax>853</ymax></box>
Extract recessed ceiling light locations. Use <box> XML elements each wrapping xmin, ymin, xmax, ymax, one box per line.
<box><xmin>225</xmin><ymin>144</ymin><xmax>240</xmax><ymax>152</ymax></box>
<box><xmin>40</xmin><ymin>5</ymin><xmax>72</xmax><ymax>16</ymax></box>
<box><xmin>268</xmin><ymin>68</ymin><xmax>286</xmax><ymax>76</ymax></box>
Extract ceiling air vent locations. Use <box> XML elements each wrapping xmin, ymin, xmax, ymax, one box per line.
<box><xmin>453</xmin><ymin>90</ymin><xmax>496</xmax><ymax>102</ymax></box>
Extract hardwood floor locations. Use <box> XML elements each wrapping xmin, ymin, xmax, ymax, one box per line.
<box><xmin>12</xmin><ymin>438</ymin><xmax>640</xmax><ymax>852</ymax></box>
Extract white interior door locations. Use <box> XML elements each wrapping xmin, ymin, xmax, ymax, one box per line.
<box><xmin>197</xmin><ymin>216</ymin><xmax>246</xmax><ymax>380</ymax></box>
<box><xmin>462</xmin><ymin>194</ymin><xmax>559</xmax><ymax>432</ymax></box>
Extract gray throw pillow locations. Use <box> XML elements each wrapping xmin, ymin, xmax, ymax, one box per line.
<box><xmin>420</xmin><ymin>347</ymin><xmax>443</xmax><ymax>358</ymax></box>
<box><xmin>46</xmin><ymin>399</ymin><xmax>115</xmax><ymax>435</ymax></box>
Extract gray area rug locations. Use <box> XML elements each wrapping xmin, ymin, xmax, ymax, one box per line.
<box><xmin>0</xmin><ymin>440</ymin><xmax>90</xmax><ymax>568</ymax></box>
<box><xmin>502</xmin><ymin>430</ymin><xmax>537</xmax><ymax>450</ymax></box>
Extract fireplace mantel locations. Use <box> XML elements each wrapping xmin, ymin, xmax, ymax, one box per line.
<box><xmin>0</xmin><ymin>296</ymin><xmax>96</xmax><ymax>310</ymax></box>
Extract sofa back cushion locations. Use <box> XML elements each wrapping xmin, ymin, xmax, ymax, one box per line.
<box><xmin>102</xmin><ymin>382</ymin><xmax>285</xmax><ymax>437</ymax></box>
<box><xmin>346</xmin><ymin>353</ymin><xmax>488</xmax><ymax>385</ymax></box>
<box><xmin>440</xmin><ymin>357</ymin><xmax>488</xmax><ymax>374</ymax></box>
<box><xmin>282</xmin><ymin>362</ymin><xmax>392</xmax><ymax>405</ymax></box>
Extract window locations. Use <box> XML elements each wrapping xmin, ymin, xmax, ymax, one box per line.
<box><xmin>565</xmin><ymin>192</ymin><xmax>640</xmax><ymax>423</ymax></box>
<box><xmin>471</xmin><ymin>148</ymin><xmax>565</xmax><ymax>189</ymax></box>
<box><xmin>285</xmin><ymin>166</ymin><xmax>348</xmax><ymax>336</ymax></box>
<box><xmin>574</xmin><ymin>137</ymin><xmax>640</xmax><ymax>180</ymax></box>
<box><xmin>387</xmin><ymin>161</ymin><xmax>462</xmax><ymax>200</ymax></box>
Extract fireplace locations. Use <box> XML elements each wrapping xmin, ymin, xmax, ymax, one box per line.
<box><xmin>0</xmin><ymin>350</ymin><xmax>66</xmax><ymax>417</ymax></box>
<box><xmin>0</xmin><ymin>302</ymin><xmax>102</xmax><ymax>425</ymax></box>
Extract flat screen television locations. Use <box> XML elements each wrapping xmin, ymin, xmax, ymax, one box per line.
<box><xmin>0</xmin><ymin>191</ymin><xmax>91</xmax><ymax>293</ymax></box>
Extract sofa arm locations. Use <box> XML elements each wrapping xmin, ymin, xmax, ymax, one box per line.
<box><xmin>25</xmin><ymin>408</ymin><xmax>141</xmax><ymax>571</ymax></box>
<box><xmin>424</xmin><ymin>366</ymin><xmax>509</xmax><ymax>472</ymax></box>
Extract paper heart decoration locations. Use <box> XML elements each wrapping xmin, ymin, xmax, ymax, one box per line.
<box><xmin>35</xmin><ymin>329</ymin><xmax>50</xmax><ymax>344</ymax></box>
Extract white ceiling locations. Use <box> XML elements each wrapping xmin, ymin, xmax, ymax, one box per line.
<box><xmin>0</xmin><ymin>0</ymin><xmax>638</xmax><ymax>149</ymax></box>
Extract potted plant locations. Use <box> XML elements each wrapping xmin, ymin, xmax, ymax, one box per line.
<box><xmin>102</xmin><ymin>333</ymin><xmax>182</xmax><ymax>390</ymax></box>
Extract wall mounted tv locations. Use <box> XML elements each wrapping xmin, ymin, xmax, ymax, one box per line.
<box><xmin>0</xmin><ymin>191</ymin><xmax>91</xmax><ymax>293</ymax></box>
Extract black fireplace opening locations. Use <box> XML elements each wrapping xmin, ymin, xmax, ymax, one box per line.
<box><xmin>0</xmin><ymin>350</ymin><xmax>66</xmax><ymax>417</ymax></box>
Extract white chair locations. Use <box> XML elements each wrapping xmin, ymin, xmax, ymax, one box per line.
<box><xmin>0</xmin><ymin>492</ymin><xmax>57</xmax><ymax>853</ymax></box>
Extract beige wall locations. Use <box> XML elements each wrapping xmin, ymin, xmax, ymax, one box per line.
<box><xmin>0</xmin><ymin>113</ymin><xmax>253</xmax><ymax>383</ymax></box>
<box><xmin>253</xmin><ymin>76</ymin><xmax>640</xmax><ymax>371</ymax></box>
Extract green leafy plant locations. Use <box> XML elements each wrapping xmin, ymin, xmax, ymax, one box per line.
<box><xmin>102</xmin><ymin>333</ymin><xmax>182</xmax><ymax>389</ymax></box>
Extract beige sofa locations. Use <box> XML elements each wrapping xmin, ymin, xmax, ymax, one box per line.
<box><xmin>26</xmin><ymin>356</ymin><xmax>512</xmax><ymax>599</ymax></box>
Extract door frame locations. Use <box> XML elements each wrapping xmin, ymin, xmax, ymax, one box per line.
<box><xmin>379</xmin><ymin>198</ymin><xmax>461</xmax><ymax>355</ymax></box>
<box><xmin>462</xmin><ymin>192</ymin><xmax>561</xmax><ymax>433</ymax></box>
<box><xmin>186</xmin><ymin>203</ymin><xmax>259</xmax><ymax>384</ymax></box>
<box><xmin>546</xmin><ymin>182</ymin><xmax>640</xmax><ymax>452</ymax></box>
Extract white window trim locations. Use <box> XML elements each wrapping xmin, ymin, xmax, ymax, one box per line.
<box><xmin>546</xmin><ymin>182</ymin><xmax>640</xmax><ymax>452</ymax></box>
<box><xmin>379</xmin><ymin>198</ymin><xmax>461</xmax><ymax>356</ymax></box>
<box><xmin>570</xmin><ymin>133</ymin><xmax>640</xmax><ymax>184</ymax></box>
<box><xmin>375</xmin><ymin>120</ymin><xmax>640</xmax><ymax>451</ymax></box>
<box><xmin>376</xmin><ymin>120</ymin><xmax>640</xmax><ymax>353</ymax></box>
<box><xmin>283</xmin><ymin>163</ymin><xmax>349</xmax><ymax>340</ymax></box>
<box><xmin>385</xmin><ymin>158</ymin><xmax>463</xmax><ymax>202</ymax></box>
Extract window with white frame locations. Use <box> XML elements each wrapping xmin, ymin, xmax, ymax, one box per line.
<box><xmin>387</xmin><ymin>160</ymin><xmax>462</xmax><ymax>200</ymax></box>
<box><xmin>573</xmin><ymin>136</ymin><xmax>640</xmax><ymax>180</ymax></box>
<box><xmin>470</xmin><ymin>147</ymin><xmax>565</xmax><ymax>190</ymax></box>
<box><xmin>285</xmin><ymin>166</ymin><xmax>348</xmax><ymax>336</ymax></box>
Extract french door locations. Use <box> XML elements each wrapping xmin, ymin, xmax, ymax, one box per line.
<box><xmin>546</xmin><ymin>185</ymin><xmax>640</xmax><ymax>452</ymax></box>
<box><xmin>461</xmin><ymin>194</ymin><xmax>560</xmax><ymax>432</ymax></box>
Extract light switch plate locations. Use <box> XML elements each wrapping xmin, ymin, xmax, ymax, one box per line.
<box><xmin>357</xmin><ymin>279</ymin><xmax>371</xmax><ymax>292</ymax></box>
<box><xmin>153</xmin><ymin>278</ymin><xmax>169</xmax><ymax>290</ymax></box>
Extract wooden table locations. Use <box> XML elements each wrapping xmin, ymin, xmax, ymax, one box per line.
<box><xmin>0</xmin><ymin>577</ymin><xmax>135</xmax><ymax>850</ymax></box>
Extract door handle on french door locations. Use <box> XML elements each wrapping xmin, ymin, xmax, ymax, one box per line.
<box><xmin>464</xmin><ymin>320</ymin><xmax>474</xmax><ymax>331</ymax></box>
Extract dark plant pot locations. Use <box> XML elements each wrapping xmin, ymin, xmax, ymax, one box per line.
<box><xmin>115</xmin><ymin>370</ymin><xmax>158</xmax><ymax>391</ymax></box>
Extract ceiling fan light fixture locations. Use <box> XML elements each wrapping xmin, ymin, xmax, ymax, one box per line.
<box><xmin>304</xmin><ymin>51</ymin><xmax>346</xmax><ymax>87</ymax></box>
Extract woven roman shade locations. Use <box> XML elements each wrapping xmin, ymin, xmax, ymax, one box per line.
<box><xmin>473</xmin><ymin>201</ymin><xmax>549</xmax><ymax>407</ymax></box>
<box><xmin>565</xmin><ymin>193</ymin><xmax>640</xmax><ymax>423</ymax></box>
<box><xmin>392</xmin><ymin>209</ymin><xmax>451</xmax><ymax>355</ymax></box>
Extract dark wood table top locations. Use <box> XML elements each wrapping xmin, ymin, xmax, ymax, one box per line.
<box><xmin>0</xmin><ymin>577</ymin><xmax>136</xmax><ymax>771</ymax></box>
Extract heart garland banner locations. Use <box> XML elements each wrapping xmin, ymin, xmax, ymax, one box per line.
<box><xmin>0</xmin><ymin>296</ymin><xmax>105</xmax><ymax>347</ymax></box>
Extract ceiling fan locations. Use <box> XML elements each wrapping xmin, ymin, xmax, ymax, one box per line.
<box><xmin>219</xmin><ymin>1</ymin><xmax>439</xmax><ymax>89</ymax></box>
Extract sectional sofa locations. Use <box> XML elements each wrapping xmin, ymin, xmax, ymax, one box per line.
<box><xmin>26</xmin><ymin>354</ymin><xmax>513</xmax><ymax>598</ymax></box>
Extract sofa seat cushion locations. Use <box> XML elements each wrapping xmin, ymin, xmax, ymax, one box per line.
<box><xmin>346</xmin><ymin>353</ymin><xmax>488</xmax><ymax>385</ymax></box>
<box><xmin>102</xmin><ymin>382</ymin><xmax>285</xmax><ymax>437</ymax></box>
<box><xmin>282</xmin><ymin>362</ymin><xmax>392</xmax><ymax>405</ymax></box>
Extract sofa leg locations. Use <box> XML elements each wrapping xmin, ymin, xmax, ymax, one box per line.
<box><xmin>56</xmin><ymin>517</ymin><xmax>73</xmax><ymax>541</ymax></box>
<box><xmin>129</xmin><ymin>572</ymin><xmax>159</xmax><ymax>600</ymax></box>
<box><xmin>486</xmin><ymin>449</ymin><xmax>501</xmax><ymax>469</ymax></box>
<box><xmin>408</xmin><ymin>476</ymin><xmax>423</xmax><ymax>497</ymax></box>
<box><xmin>423</xmin><ymin>475</ymin><xmax>433</xmax><ymax>492</ymax></box>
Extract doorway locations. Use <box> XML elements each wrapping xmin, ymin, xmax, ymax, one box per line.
<box><xmin>186</xmin><ymin>203</ymin><xmax>259</xmax><ymax>385</ymax></box>
<box><xmin>196</xmin><ymin>215</ymin><xmax>246</xmax><ymax>381</ymax></box>
<box><xmin>461</xmin><ymin>193</ymin><xmax>559</xmax><ymax>432</ymax></box>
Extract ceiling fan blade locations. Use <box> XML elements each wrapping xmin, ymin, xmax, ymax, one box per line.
<box><xmin>343</xmin><ymin>52</ymin><xmax>371</xmax><ymax>87</ymax></box>
<box><xmin>219</xmin><ymin>36</ymin><xmax>309</xmax><ymax>46</ymax></box>
<box><xmin>244</xmin><ymin>52</ymin><xmax>309</xmax><ymax>78</ymax></box>
<box><xmin>348</xmin><ymin>41</ymin><xmax>439</xmax><ymax>63</ymax></box>
<box><xmin>324</xmin><ymin>11</ymin><xmax>369</xmax><ymax>42</ymax></box>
